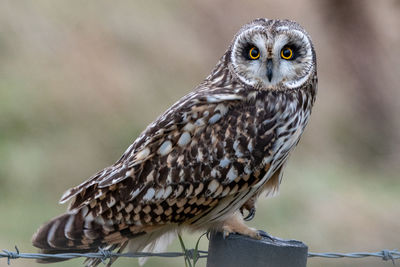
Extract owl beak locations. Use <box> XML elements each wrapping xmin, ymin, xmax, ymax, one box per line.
<box><xmin>266</xmin><ymin>59</ymin><xmax>273</xmax><ymax>82</ymax></box>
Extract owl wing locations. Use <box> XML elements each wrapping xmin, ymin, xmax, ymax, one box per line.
<box><xmin>34</xmin><ymin>86</ymin><xmax>279</xmax><ymax>253</ymax></box>
<box><xmin>60</xmin><ymin>86</ymin><xmax>256</xmax><ymax>209</ymax></box>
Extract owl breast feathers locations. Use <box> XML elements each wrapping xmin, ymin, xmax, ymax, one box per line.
<box><xmin>32</xmin><ymin>18</ymin><xmax>317</xmax><ymax>266</ymax></box>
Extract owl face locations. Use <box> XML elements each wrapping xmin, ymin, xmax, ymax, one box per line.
<box><xmin>229</xmin><ymin>19</ymin><xmax>315</xmax><ymax>90</ymax></box>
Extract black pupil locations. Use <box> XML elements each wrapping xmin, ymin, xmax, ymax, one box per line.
<box><xmin>283</xmin><ymin>48</ymin><xmax>291</xmax><ymax>58</ymax></box>
<box><xmin>250</xmin><ymin>47</ymin><xmax>259</xmax><ymax>58</ymax></box>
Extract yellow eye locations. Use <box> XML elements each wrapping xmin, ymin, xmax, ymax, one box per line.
<box><xmin>281</xmin><ymin>47</ymin><xmax>293</xmax><ymax>60</ymax></box>
<box><xmin>248</xmin><ymin>47</ymin><xmax>260</xmax><ymax>60</ymax></box>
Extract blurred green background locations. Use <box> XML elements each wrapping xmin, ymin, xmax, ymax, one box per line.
<box><xmin>0</xmin><ymin>1</ymin><xmax>399</xmax><ymax>267</ymax></box>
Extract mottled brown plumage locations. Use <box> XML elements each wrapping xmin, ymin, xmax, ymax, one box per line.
<box><xmin>32</xmin><ymin>18</ymin><xmax>317</xmax><ymax>266</ymax></box>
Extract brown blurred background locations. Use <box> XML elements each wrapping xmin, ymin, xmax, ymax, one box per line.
<box><xmin>0</xmin><ymin>1</ymin><xmax>399</xmax><ymax>267</ymax></box>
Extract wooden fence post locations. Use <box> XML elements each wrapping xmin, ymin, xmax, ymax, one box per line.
<box><xmin>206</xmin><ymin>231</ymin><xmax>308</xmax><ymax>267</ymax></box>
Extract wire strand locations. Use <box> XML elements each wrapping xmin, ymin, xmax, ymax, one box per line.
<box><xmin>0</xmin><ymin>246</ymin><xmax>398</xmax><ymax>265</ymax></box>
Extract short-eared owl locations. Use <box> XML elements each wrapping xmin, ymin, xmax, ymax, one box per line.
<box><xmin>33</xmin><ymin>18</ymin><xmax>317</xmax><ymax>266</ymax></box>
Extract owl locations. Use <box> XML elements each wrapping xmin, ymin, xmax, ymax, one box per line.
<box><xmin>32</xmin><ymin>18</ymin><xmax>317</xmax><ymax>266</ymax></box>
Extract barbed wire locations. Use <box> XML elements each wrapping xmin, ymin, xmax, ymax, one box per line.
<box><xmin>0</xmin><ymin>246</ymin><xmax>399</xmax><ymax>265</ymax></box>
<box><xmin>308</xmin><ymin>250</ymin><xmax>399</xmax><ymax>264</ymax></box>
<box><xmin>0</xmin><ymin>246</ymin><xmax>208</xmax><ymax>265</ymax></box>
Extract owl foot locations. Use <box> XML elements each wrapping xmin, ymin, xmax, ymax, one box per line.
<box><xmin>221</xmin><ymin>213</ymin><xmax>262</xmax><ymax>240</ymax></box>
<box><xmin>222</xmin><ymin>225</ymin><xmax>261</xmax><ymax>240</ymax></box>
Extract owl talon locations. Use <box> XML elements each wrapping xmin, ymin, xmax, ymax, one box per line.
<box><xmin>222</xmin><ymin>230</ymin><xmax>230</xmax><ymax>239</ymax></box>
<box><xmin>243</xmin><ymin>207</ymin><xmax>256</xmax><ymax>221</ymax></box>
<box><xmin>258</xmin><ymin>230</ymin><xmax>275</xmax><ymax>242</ymax></box>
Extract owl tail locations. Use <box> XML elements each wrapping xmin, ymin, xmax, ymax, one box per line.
<box><xmin>32</xmin><ymin>207</ymin><xmax>175</xmax><ymax>266</ymax></box>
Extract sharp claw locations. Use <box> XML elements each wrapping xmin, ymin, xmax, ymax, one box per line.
<box><xmin>222</xmin><ymin>230</ymin><xmax>230</xmax><ymax>239</ymax></box>
<box><xmin>244</xmin><ymin>207</ymin><xmax>256</xmax><ymax>221</ymax></box>
<box><xmin>258</xmin><ymin>230</ymin><xmax>275</xmax><ymax>242</ymax></box>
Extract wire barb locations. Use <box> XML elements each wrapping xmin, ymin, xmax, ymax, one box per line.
<box><xmin>98</xmin><ymin>247</ymin><xmax>113</xmax><ymax>264</ymax></box>
<box><xmin>185</xmin><ymin>249</ymin><xmax>197</xmax><ymax>260</ymax></box>
<box><xmin>183</xmin><ymin>249</ymin><xmax>208</xmax><ymax>260</ymax></box>
<box><xmin>2</xmin><ymin>246</ymin><xmax>20</xmax><ymax>265</ymax></box>
<box><xmin>381</xmin><ymin>250</ymin><xmax>396</xmax><ymax>265</ymax></box>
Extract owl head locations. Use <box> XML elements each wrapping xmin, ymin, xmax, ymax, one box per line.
<box><xmin>228</xmin><ymin>18</ymin><xmax>316</xmax><ymax>90</ymax></box>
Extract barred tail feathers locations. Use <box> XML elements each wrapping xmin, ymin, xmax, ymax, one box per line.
<box><xmin>32</xmin><ymin>208</ymin><xmax>137</xmax><ymax>264</ymax></box>
<box><xmin>32</xmin><ymin>209</ymin><xmax>103</xmax><ymax>263</ymax></box>
<box><xmin>32</xmin><ymin>208</ymin><xmax>176</xmax><ymax>266</ymax></box>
